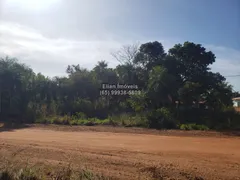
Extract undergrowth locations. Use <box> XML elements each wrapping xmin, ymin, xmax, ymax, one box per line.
<box><xmin>35</xmin><ymin>114</ymin><xmax>212</xmax><ymax>131</ymax></box>
<box><xmin>179</xmin><ymin>124</ymin><xmax>209</xmax><ymax>131</ymax></box>
<box><xmin>35</xmin><ymin>113</ymin><xmax>148</xmax><ymax>128</ymax></box>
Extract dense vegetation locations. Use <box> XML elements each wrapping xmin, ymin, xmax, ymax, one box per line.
<box><xmin>0</xmin><ymin>41</ymin><xmax>239</xmax><ymax>130</ymax></box>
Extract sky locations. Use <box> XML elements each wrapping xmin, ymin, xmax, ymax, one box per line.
<box><xmin>0</xmin><ymin>0</ymin><xmax>240</xmax><ymax>91</ymax></box>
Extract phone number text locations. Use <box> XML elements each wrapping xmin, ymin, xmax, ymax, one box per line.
<box><xmin>100</xmin><ymin>90</ymin><xmax>141</xmax><ymax>96</ymax></box>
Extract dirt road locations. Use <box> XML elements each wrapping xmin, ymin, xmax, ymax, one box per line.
<box><xmin>0</xmin><ymin>126</ymin><xmax>240</xmax><ymax>180</ymax></box>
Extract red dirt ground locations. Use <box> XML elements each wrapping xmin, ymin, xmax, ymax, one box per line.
<box><xmin>0</xmin><ymin>125</ymin><xmax>240</xmax><ymax>180</ymax></box>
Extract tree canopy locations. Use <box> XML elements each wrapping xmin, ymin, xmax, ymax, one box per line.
<box><xmin>0</xmin><ymin>41</ymin><xmax>239</xmax><ymax>130</ymax></box>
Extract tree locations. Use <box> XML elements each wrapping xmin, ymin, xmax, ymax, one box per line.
<box><xmin>0</xmin><ymin>57</ymin><xmax>35</xmax><ymax>121</ymax></box>
<box><xmin>115</xmin><ymin>64</ymin><xmax>138</xmax><ymax>85</ymax></box>
<box><xmin>168</xmin><ymin>41</ymin><xmax>215</xmax><ymax>84</ymax></box>
<box><xmin>232</xmin><ymin>91</ymin><xmax>240</xmax><ymax>98</ymax></box>
<box><xmin>111</xmin><ymin>43</ymin><xmax>139</xmax><ymax>66</ymax></box>
<box><xmin>147</xmin><ymin>66</ymin><xmax>177</xmax><ymax>108</ymax></box>
<box><xmin>0</xmin><ymin>40</ymin><xmax>238</xmax><ymax>130</ymax></box>
<box><xmin>94</xmin><ymin>60</ymin><xmax>108</xmax><ymax>73</ymax></box>
<box><xmin>205</xmin><ymin>82</ymin><xmax>233</xmax><ymax>111</ymax></box>
<box><xmin>134</xmin><ymin>41</ymin><xmax>166</xmax><ymax>70</ymax></box>
<box><xmin>178</xmin><ymin>81</ymin><xmax>202</xmax><ymax>105</ymax></box>
<box><xmin>111</xmin><ymin>44</ymin><xmax>141</xmax><ymax>86</ymax></box>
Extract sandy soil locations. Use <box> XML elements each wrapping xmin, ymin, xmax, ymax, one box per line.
<box><xmin>0</xmin><ymin>125</ymin><xmax>240</xmax><ymax>180</ymax></box>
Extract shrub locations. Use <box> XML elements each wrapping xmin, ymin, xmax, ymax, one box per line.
<box><xmin>74</xmin><ymin>112</ymin><xmax>87</xmax><ymax>120</ymax></box>
<box><xmin>94</xmin><ymin>119</ymin><xmax>110</xmax><ymax>125</ymax></box>
<box><xmin>180</xmin><ymin>124</ymin><xmax>192</xmax><ymax>130</ymax></box>
<box><xmin>180</xmin><ymin>124</ymin><xmax>209</xmax><ymax>131</ymax></box>
<box><xmin>147</xmin><ymin>108</ymin><xmax>176</xmax><ymax>129</ymax></box>
<box><xmin>128</xmin><ymin>115</ymin><xmax>148</xmax><ymax>128</ymax></box>
<box><xmin>108</xmin><ymin>114</ymin><xmax>148</xmax><ymax>128</ymax></box>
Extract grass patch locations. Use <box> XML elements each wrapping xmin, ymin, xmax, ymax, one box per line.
<box><xmin>0</xmin><ymin>166</ymin><xmax>110</xmax><ymax>180</ymax></box>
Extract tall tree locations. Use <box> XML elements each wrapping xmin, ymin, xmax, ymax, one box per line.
<box><xmin>168</xmin><ymin>41</ymin><xmax>215</xmax><ymax>84</ymax></box>
<box><xmin>134</xmin><ymin>41</ymin><xmax>166</xmax><ymax>70</ymax></box>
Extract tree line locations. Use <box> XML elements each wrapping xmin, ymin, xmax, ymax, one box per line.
<box><xmin>0</xmin><ymin>41</ymin><xmax>239</xmax><ymax>130</ymax></box>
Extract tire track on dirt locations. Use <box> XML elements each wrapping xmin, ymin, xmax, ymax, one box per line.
<box><xmin>1</xmin><ymin>127</ymin><xmax>240</xmax><ymax>179</ymax></box>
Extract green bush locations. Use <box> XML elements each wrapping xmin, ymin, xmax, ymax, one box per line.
<box><xmin>180</xmin><ymin>124</ymin><xmax>209</xmax><ymax>131</ymax></box>
<box><xmin>108</xmin><ymin>114</ymin><xmax>148</xmax><ymax>127</ymax></box>
<box><xmin>147</xmin><ymin>108</ymin><xmax>176</xmax><ymax>129</ymax></box>
<box><xmin>205</xmin><ymin>107</ymin><xmax>240</xmax><ymax>130</ymax></box>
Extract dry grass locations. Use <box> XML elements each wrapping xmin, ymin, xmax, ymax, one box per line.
<box><xmin>0</xmin><ymin>164</ymin><xmax>111</xmax><ymax>180</ymax></box>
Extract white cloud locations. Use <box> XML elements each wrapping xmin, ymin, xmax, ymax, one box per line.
<box><xmin>0</xmin><ymin>21</ymin><xmax>124</xmax><ymax>76</ymax></box>
<box><xmin>207</xmin><ymin>45</ymin><xmax>240</xmax><ymax>91</ymax></box>
<box><xmin>4</xmin><ymin>0</ymin><xmax>60</xmax><ymax>11</ymax></box>
<box><xmin>0</xmin><ymin>21</ymin><xmax>239</xmax><ymax>91</ymax></box>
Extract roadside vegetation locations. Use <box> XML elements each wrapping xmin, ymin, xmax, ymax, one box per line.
<box><xmin>0</xmin><ymin>166</ymin><xmax>110</xmax><ymax>180</ymax></box>
<box><xmin>0</xmin><ymin>158</ymin><xmax>206</xmax><ymax>180</ymax></box>
<box><xmin>0</xmin><ymin>164</ymin><xmax>206</xmax><ymax>180</ymax></box>
<box><xmin>1</xmin><ymin>41</ymin><xmax>240</xmax><ymax>131</ymax></box>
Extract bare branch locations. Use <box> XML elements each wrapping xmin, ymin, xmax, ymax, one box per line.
<box><xmin>111</xmin><ymin>42</ymin><xmax>140</xmax><ymax>65</ymax></box>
